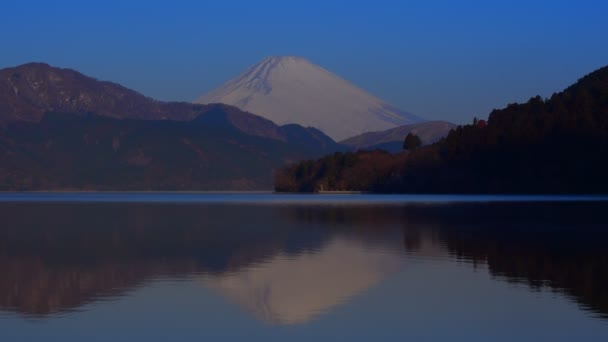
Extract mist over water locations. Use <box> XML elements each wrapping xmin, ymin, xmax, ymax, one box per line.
<box><xmin>1</xmin><ymin>194</ymin><xmax>607</xmax><ymax>341</ymax></box>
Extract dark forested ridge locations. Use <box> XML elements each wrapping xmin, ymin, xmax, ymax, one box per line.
<box><xmin>0</xmin><ymin>63</ymin><xmax>343</xmax><ymax>190</ymax></box>
<box><xmin>275</xmin><ymin>65</ymin><xmax>608</xmax><ymax>193</ymax></box>
<box><xmin>0</xmin><ymin>112</ymin><xmax>341</xmax><ymax>190</ymax></box>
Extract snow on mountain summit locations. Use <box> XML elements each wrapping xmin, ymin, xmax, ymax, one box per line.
<box><xmin>195</xmin><ymin>56</ymin><xmax>424</xmax><ymax>141</ymax></box>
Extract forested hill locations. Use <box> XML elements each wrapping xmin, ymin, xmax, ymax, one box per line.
<box><xmin>0</xmin><ymin>63</ymin><xmax>344</xmax><ymax>190</ymax></box>
<box><xmin>275</xmin><ymin>65</ymin><xmax>608</xmax><ymax>193</ymax></box>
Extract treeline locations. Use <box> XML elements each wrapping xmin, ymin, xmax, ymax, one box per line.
<box><xmin>274</xmin><ymin>150</ymin><xmax>406</xmax><ymax>192</ymax></box>
<box><xmin>275</xmin><ymin>65</ymin><xmax>608</xmax><ymax>193</ymax></box>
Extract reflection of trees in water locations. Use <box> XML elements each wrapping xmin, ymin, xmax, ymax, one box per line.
<box><xmin>398</xmin><ymin>202</ymin><xmax>608</xmax><ymax>318</ymax></box>
<box><xmin>442</xmin><ymin>228</ymin><xmax>608</xmax><ymax>319</ymax></box>
<box><xmin>0</xmin><ymin>258</ymin><xmax>201</xmax><ymax>316</ymax></box>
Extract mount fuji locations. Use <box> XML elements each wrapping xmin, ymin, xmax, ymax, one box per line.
<box><xmin>195</xmin><ymin>56</ymin><xmax>424</xmax><ymax>141</ymax></box>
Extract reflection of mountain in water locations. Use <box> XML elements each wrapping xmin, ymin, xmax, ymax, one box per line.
<box><xmin>0</xmin><ymin>201</ymin><xmax>607</xmax><ymax>321</ymax></box>
<box><xmin>203</xmin><ymin>238</ymin><xmax>402</xmax><ymax>325</ymax></box>
<box><xmin>0</xmin><ymin>203</ymin><xmax>403</xmax><ymax>317</ymax></box>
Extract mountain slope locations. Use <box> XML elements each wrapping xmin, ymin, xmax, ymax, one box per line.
<box><xmin>340</xmin><ymin>121</ymin><xmax>457</xmax><ymax>152</ymax></box>
<box><xmin>0</xmin><ymin>62</ymin><xmax>344</xmax><ymax>190</ymax></box>
<box><xmin>191</xmin><ymin>103</ymin><xmax>342</xmax><ymax>151</ymax></box>
<box><xmin>0</xmin><ymin>112</ymin><xmax>337</xmax><ymax>190</ymax></box>
<box><xmin>195</xmin><ymin>56</ymin><xmax>423</xmax><ymax>141</ymax></box>
<box><xmin>0</xmin><ymin>62</ymin><xmax>200</xmax><ymax>122</ymax></box>
<box><xmin>0</xmin><ymin>62</ymin><xmax>341</xmax><ymax>150</ymax></box>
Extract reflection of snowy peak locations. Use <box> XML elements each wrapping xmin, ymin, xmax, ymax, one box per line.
<box><xmin>195</xmin><ymin>56</ymin><xmax>423</xmax><ymax>141</ymax></box>
<box><xmin>201</xmin><ymin>239</ymin><xmax>403</xmax><ymax>325</ymax></box>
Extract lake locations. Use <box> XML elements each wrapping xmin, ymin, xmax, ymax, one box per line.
<box><xmin>1</xmin><ymin>193</ymin><xmax>607</xmax><ymax>341</ymax></box>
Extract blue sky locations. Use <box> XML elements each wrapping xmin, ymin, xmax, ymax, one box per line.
<box><xmin>1</xmin><ymin>0</ymin><xmax>607</xmax><ymax>123</ymax></box>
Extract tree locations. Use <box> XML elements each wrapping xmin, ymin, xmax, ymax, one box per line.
<box><xmin>403</xmin><ymin>133</ymin><xmax>422</xmax><ymax>151</ymax></box>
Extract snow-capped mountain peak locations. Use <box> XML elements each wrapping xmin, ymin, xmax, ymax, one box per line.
<box><xmin>195</xmin><ymin>56</ymin><xmax>423</xmax><ymax>141</ymax></box>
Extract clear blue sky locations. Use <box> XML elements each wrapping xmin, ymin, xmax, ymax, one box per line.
<box><xmin>1</xmin><ymin>0</ymin><xmax>607</xmax><ymax>123</ymax></box>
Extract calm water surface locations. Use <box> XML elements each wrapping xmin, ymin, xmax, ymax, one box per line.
<box><xmin>1</xmin><ymin>193</ymin><xmax>607</xmax><ymax>341</ymax></box>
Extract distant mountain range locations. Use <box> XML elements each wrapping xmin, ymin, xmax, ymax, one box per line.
<box><xmin>340</xmin><ymin>121</ymin><xmax>457</xmax><ymax>152</ymax></box>
<box><xmin>0</xmin><ymin>63</ymin><xmax>342</xmax><ymax>190</ymax></box>
<box><xmin>195</xmin><ymin>56</ymin><xmax>424</xmax><ymax>141</ymax></box>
